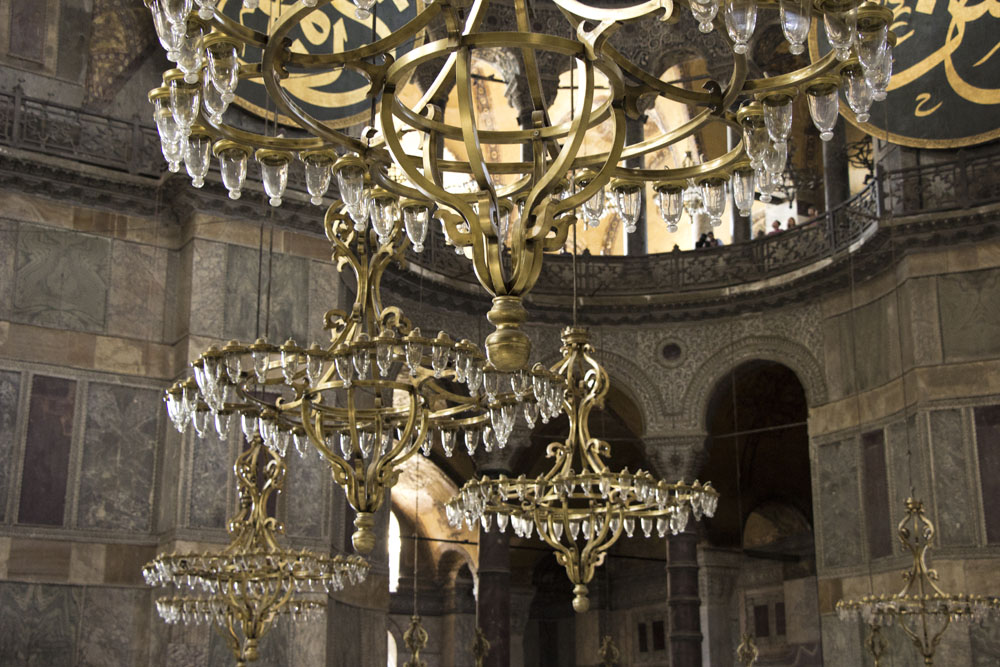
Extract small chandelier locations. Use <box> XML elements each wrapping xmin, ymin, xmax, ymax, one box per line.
<box><xmin>736</xmin><ymin>633</ymin><xmax>759</xmax><ymax>666</ymax></box>
<box><xmin>446</xmin><ymin>327</ymin><xmax>718</xmax><ymax>612</ymax></box>
<box><xmin>164</xmin><ymin>203</ymin><xmax>564</xmax><ymax>554</ymax></box>
<box><xmin>143</xmin><ymin>435</ymin><xmax>369</xmax><ymax>665</ymax></box>
<box><xmin>836</xmin><ymin>498</ymin><xmax>1000</xmax><ymax>665</ymax></box>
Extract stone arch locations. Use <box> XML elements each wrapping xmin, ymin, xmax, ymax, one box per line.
<box><xmin>437</xmin><ymin>545</ymin><xmax>477</xmax><ymax>584</ymax></box>
<box><xmin>539</xmin><ymin>347</ymin><xmax>662</xmax><ymax>439</ymax></box>
<box><xmin>387</xmin><ymin>617</ymin><xmax>405</xmax><ymax>664</ymax></box>
<box><xmin>681</xmin><ymin>335</ymin><xmax>827</xmax><ymax>432</ymax></box>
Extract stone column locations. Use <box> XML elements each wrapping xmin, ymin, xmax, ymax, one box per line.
<box><xmin>728</xmin><ymin>126</ymin><xmax>751</xmax><ymax>243</ymax></box>
<box><xmin>698</xmin><ymin>546</ymin><xmax>741</xmax><ymax>667</ymax></box>
<box><xmin>624</xmin><ymin>115</ymin><xmax>647</xmax><ymax>256</ymax></box>
<box><xmin>473</xmin><ymin>433</ymin><xmax>528</xmax><ymax>667</ymax></box>
<box><xmin>822</xmin><ymin>117</ymin><xmax>850</xmax><ymax>214</ymax></box>
<box><xmin>667</xmin><ymin>529</ymin><xmax>703</xmax><ymax>667</ymax></box>
<box><xmin>509</xmin><ymin>587</ymin><xmax>536</xmax><ymax>667</ymax></box>
<box><xmin>327</xmin><ymin>497</ymin><xmax>390</xmax><ymax>667</ymax></box>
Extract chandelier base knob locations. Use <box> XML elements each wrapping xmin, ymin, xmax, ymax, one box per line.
<box><xmin>485</xmin><ymin>296</ymin><xmax>531</xmax><ymax>372</ymax></box>
<box><xmin>241</xmin><ymin>638</ymin><xmax>259</xmax><ymax>663</ymax></box>
<box><xmin>572</xmin><ymin>584</ymin><xmax>590</xmax><ymax>613</ymax></box>
<box><xmin>352</xmin><ymin>511</ymin><xmax>377</xmax><ymax>554</ymax></box>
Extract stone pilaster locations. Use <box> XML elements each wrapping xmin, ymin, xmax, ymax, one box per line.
<box><xmin>698</xmin><ymin>546</ymin><xmax>741</xmax><ymax>667</ymax></box>
<box><xmin>625</xmin><ymin>115</ymin><xmax>647</xmax><ymax>256</ymax></box>
<box><xmin>470</xmin><ymin>428</ymin><xmax>530</xmax><ymax>667</ymax></box>
<box><xmin>668</xmin><ymin>529</ymin><xmax>703</xmax><ymax>666</ymax></box>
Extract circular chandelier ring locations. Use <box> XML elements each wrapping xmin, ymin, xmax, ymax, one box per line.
<box><xmin>551</xmin><ymin>0</ymin><xmax>676</xmax><ymax>23</ymax></box>
<box><xmin>384</xmin><ymin>34</ymin><xmax>623</xmax><ymax>140</ymax></box>
<box><xmin>742</xmin><ymin>48</ymin><xmax>841</xmax><ymax>93</ymax></box>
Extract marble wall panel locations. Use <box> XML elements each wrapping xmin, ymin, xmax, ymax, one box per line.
<box><xmin>887</xmin><ymin>417</ymin><xmax>930</xmax><ymax>520</ymax></box>
<box><xmin>328</xmin><ymin>602</ymin><xmax>388</xmax><ymax>667</ymax></box>
<box><xmin>9</xmin><ymin>0</ymin><xmax>47</xmax><ymax>63</ymax></box>
<box><xmin>971</xmin><ymin>623</ymin><xmax>1000</xmax><ymax>665</ymax></box>
<box><xmin>76</xmin><ymin>382</ymin><xmax>160</xmax><ymax>533</ymax></box>
<box><xmin>0</xmin><ymin>370</ymin><xmax>21</xmax><ymax>523</ymax></box>
<box><xmin>162</xmin><ymin>244</ymin><xmax>184</xmax><ymax>343</ymax></box>
<box><xmin>816</xmin><ymin>439</ymin><xmax>863</xmax><ymax>569</ymax></box>
<box><xmin>284</xmin><ymin>445</ymin><xmax>329</xmax><ymax>539</ymax></box>
<box><xmin>973</xmin><ymin>404</ymin><xmax>1000</xmax><ymax>543</ymax></box>
<box><xmin>861</xmin><ymin>429</ymin><xmax>892</xmax><ymax>559</ymax></box>
<box><xmin>13</xmin><ymin>225</ymin><xmax>110</xmax><ymax>333</ymax></box>
<box><xmin>819</xmin><ymin>616</ymin><xmax>863</xmax><ymax>667</ymax></box>
<box><xmin>0</xmin><ymin>582</ymin><xmax>82</xmax><ymax>665</ymax></box>
<box><xmin>308</xmin><ymin>258</ymin><xmax>340</xmax><ymax>343</ymax></box>
<box><xmin>77</xmin><ymin>587</ymin><xmax>150</xmax><ymax>667</ymax></box>
<box><xmin>223</xmin><ymin>243</ymin><xmax>264</xmax><ymax>342</ymax></box>
<box><xmin>291</xmin><ymin>615</ymin><xmax>327</xmax><ymax>667</ymax></box>
<box><xmin>0</xmin><ymin>220</ymin><xmax>15</xmax><ymax>320</ymax></box>
<box><xmin>190</xmin><ymin>239</ymin><xmax>227</xmax><ymax>338</ymax></box>
<box><xmin>106</xmin><ymin>241</ymin><xmax>167</xmax><ymax>341</ymax></box>
<box><xmin>264</xmin><ymin>253</ymin><xmax>310</xmax><ymax>344</ymax></box>
<box><xmin>928</xmin><ymin>408</ymin><xmax>977</xmax><ymax>546</ymax></box>
<box><xmin>18</xmin><ymin>375</ymin><xmax>75</xmax><ymax>526</ymax></box>
<box><xmin>852</xmin><ymin>295</ymin><xmax>898</xmax><ymax>393</ymax></box>
<box><xmin>899</xmin><ymin>276</ymin><xmax>943</xmax><ymax>367</ymax></box>
<box><xmin>938</xmin><ymin>268</ymin><xmax>1000</xmax><ymax>362</ymax></box>
<box><xmin>187</xmin><ymin>430</ymin><xmax>232</xmax><ymax>530</ymax></box>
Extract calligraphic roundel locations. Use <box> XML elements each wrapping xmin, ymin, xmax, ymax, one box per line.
<box><xmin>811</xmin><ymin>0</ymin><xmax>1000</xmax><ymax>148</ymax></box>
<box><xmin>218</xmin><ymin>0</ymin><xmax>420</xmax><ymax>128</ymax></box>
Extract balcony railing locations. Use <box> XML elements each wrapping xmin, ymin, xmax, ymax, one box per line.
<box><xmin>0</xmin><ymin>88</ymin><xmax>998</xmax><ymax>297</ymax></box>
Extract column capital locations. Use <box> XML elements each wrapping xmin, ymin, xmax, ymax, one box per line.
<box><xmin>643</xmin><ymin>434</ymin><xmax>708</xmax><ymax>481</ymax></box>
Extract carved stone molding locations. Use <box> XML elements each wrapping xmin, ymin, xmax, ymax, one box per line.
<box><xmin>643</xmin><ymin>435</ymin><xmax>708</xmax><ymax>482</ymax></box>
<box><xmin>538</xmin><ymin>344</ymin><xmax>664</xmax><ymax>439</ymax></box>
<box><xmin>678</xmin><ymin>335</ymin><xmax>828</xmax><ymax>432</ymax></box>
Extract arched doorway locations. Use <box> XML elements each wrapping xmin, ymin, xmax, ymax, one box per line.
<box><xmin>699</xmin><ymin>360</ymin><xmax>822</xmax><ymax>666</ymax></box>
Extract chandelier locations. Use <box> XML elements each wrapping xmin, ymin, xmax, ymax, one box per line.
<box><xmin>445</xmin><ymin>327</ymin><xmax>718</xmax><ymax>612</ymax></box>
<box><xmin>836</xmin><ymin>498</ymin><xmax>1000</xmax><ymax>665</ymax></box>
<box><xmin>164</xmin><ymin>203</ymin><xmax>565</xmax><ymax>554</ymax></box>
<box><xmin>736</xmin><ymin>633</ymin><xmax>759</xmax><ymax>666</ymax></box>
<box><xmin>143</xmin><ymin>434</ymin><xmax>369</xmax><ymax>665</ymax></box>
<box><xmin>143</xmin><ymin>0</ymin><xmax>896</xmax><ymax>372</ymax></box>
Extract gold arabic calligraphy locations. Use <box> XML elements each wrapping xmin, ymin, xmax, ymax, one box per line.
<box><xmin>217</xmin><ymin>0</ymin><xmax>407</xmax><ymax>110</ymax></box>
<box><xmin>884</xmin><ymin>0</ymin><xmax>1000</xmax><ymax>110</ymax></box>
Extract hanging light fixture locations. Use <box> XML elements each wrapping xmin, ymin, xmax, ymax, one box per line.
<box><xmin>164</xmin><ymin>202</ymin><xmax>565</xmax><ymax>555</ymax></box>
<box><xmin>445</xmin><ymin>327</ymin><xmax>718</xmax><ymax>612</ymax></box>
<box><xmin>736</xmin><ymin>633</ymin><xmax>759</xmax><ymax>666</ymax></box>
<box><xmin>836</xmin><ymin>498</ymin><xmax>1000</xmax><ymax>665</ymax></box>
<box><xmin>142</xmin><ymin>0</ymin><xmax>894</xmax><ymax>372</ymax></box>
<box><xmin>143</xmin><ymin>435</ymin><xmax>369</xmax><ymax>666</ymax></box>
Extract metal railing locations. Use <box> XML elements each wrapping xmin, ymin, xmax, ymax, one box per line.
<box><xmin>0</xmin><ymin>87</ymin><xmax>162</xmax><ymax>176</ymax></box>
<box><xmin>878</xmin><ymin>147</ymin><xmax>1000</xmax><ymax>216</ymax></box>
<box><xmin>0</xmin><ymin>88</ymin><xmax>998</xmax><ymax>295</ymax></box>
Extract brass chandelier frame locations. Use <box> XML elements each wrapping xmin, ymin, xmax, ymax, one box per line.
<box><xmin>164</xmin><ymin>202</ymin><xmax>565</xmax><ymax>554</ymax></box>
<box><xmin>143</xmin><ymin>435</ymin><xmax>369</xmax><ymax>666</ymax></box>
<box><xmin>446</xmin><ymin>327</ymin><xmax>718</xmax><ymax>612</ymax></box>
<box><xmin>146</xmin><ymin>0</ymin><xmax>896</xmax><ymax>371</ymax></box>
<box><xmin>836</xmin><ymin>498</ymin><xmax>1000</xmax><ymax>666</ymax></box>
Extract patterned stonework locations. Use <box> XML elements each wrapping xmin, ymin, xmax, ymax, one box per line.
<box><xmin>77</xmin><ymin>382</ymin><xmax>161</xmax><ymax>533</ymax></box>
<box><xmin>0</xmin><ymin>371</ymin><xmax>20</xmax><ymax>524</ymax></box>
<box><xmin>13</xmin><ymin>225</ymin><xmax>110</xmax><ymax>333</ymax></box>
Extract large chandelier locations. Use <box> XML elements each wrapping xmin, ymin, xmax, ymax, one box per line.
<box><xmin>143</xmin><ymin>0</ymin><xmax>896</xmax><ymax>372</ymax></box>
<box><xmin>836</xmin><ymin>498</ymin><xmax>1000</xmax><ymax>665</ymax></box>
<box><xmin>164</xmin><ymin>203</ymin><xmax>565</xmax><ymax>554</ymax></box>
<box><xmin>445</xmin><ymin>327</ymin><xmax>718</xmax><ymax>612</ymax></box>
<box><xmin>143</xmin><ymin>434</ymin><xmax>369</xmax><ymax>665</ymax></box>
